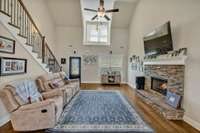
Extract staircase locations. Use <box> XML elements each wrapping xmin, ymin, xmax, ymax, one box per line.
<box><xmin>0</xmin><ymin>0</ymin><xmax>61</xmax><ymax>73</ymax></box>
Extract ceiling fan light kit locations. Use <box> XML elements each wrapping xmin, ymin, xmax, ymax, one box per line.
<box><xmin>84</xmin><ymin>0</ymin><xmax>119</xmax><ymax>21</ymax></box>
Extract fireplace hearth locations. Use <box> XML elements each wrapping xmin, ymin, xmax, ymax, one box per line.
<box><xmin>151</xmin><ymin>77</ymin><xmax>168</xmax><ymax>96</ymax></box>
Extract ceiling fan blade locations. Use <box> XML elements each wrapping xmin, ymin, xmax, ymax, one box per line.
<box><xmin>100</xmin><ymin>0</ymin><xmax>104</xmax><ymax>7</ymax></box>
<box><xmin>91</xmin><ymin>15</ymin><xmax>98</xmax><ymax>20</ymax></box>
<box><xmin>104</xmin><ymin>15</ymin><xmax>110</xmax><ymax>21</ymax></box>
<box><xmin>84</xmin><ymin>8</ymin><xmax>97</xmax><ymax>12</ymax></box>
<box><xmin>106</xmin><ymin>9</ymin><xmax>119</xmax><ymax>13</ymax></box>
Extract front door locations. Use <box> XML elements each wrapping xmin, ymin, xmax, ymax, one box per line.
<box><xmin>69</xmin><ymin>57</ymin><xmax>81</xmax><ymax>81</ymax></box>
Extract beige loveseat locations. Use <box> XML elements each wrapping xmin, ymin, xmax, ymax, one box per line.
<box><xmin>36</xmin><ymin>72</ymin><xmax>80</xmax><ymax>105</ymax></box>
<box><xmin>0</xmin><ymin>82</ymin><xmax>63</xmax><ymax>131</ymax></box>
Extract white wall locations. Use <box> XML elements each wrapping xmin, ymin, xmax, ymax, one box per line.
<box><xmin>0</xmin><ymin>23</ymin><xmax>47</xmax><ymax>126</ymax></box>
<box><xmin>128</xmin><ymin>0</ymin><xmax>200</xmax><ymax>130</ymax></box>
<box><xmin>55</xmin><ymin>26</ymin><xmax>129</xmax><ymax>83</ymax></box>
<box><xmin>22</xmin><ymin>0</ymin><xmax>56</xmax><ymax>51</ymax></box>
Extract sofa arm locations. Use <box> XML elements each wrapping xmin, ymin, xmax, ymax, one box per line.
<box><xmin>42</xmin><ymin>89</ymin><xmax>63</xmax><ymax>99</ymax></box>
<box><xmin>69</xmin><ymin>79</ymin><xmax>80</xmax><ymax>83</ymax></box>
<box><xmin>11</xmin><ymin>100</ymin><xmax>56</xmax><ymax>131</ymax></box>
<box><xmin>0</xmin><ymin>89</ymin><xmax>19</xmax><ymax>112</ymax></box>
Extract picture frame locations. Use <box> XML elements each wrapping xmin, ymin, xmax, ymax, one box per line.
<box><xmin>48</xmin><ymin>59</ymin><xmax>55</xmax><ymax>65</ymax></box>
<box><xmin>0</xmin><ymin>57</ymin><xmax>27</xmax><ymax>76</ymax></box>
<box><xmin>165</xmin><ymin>90</ymin><xmax>182</xmax><ymax>109</ymax></box>
<box><xmin>61</xmin><ymin>58</ymin><xmax>66</xmax><ymax>64</ymax></box>
<box><xmin>0</xmin><ymin>36</ymin><xmax>15</xmax><ymax>54</ymax></box>
<box><xmin>83</xmin><ymin>55</ymin><xmax>98</xmax><ymax>65</ymax></box>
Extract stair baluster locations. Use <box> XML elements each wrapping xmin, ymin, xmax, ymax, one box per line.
<box><xmin>0</xmin><ymin>0</ymin><xmax>61</xmax><ymax>73</ymax></box>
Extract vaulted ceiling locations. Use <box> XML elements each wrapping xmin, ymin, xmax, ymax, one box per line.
<box><xmin>45</xmin><ymin>0</ymin><xmax>137</xmax><ymax>28</ymax></box>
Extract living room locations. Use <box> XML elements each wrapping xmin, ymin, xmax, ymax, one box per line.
<box><xmin>0</xmin><ymin>0</ymin><xmax>200</xmax><ymax>133</ymax></box>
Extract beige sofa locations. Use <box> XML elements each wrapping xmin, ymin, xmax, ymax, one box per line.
<box><xmin>0</xmin><ymin>82</ymin><xmax>63</xmax><ymax>131</ymax></box>
<box><xmin>36</xmin><ymin>72</ymin><xmax>80</xmax><ymax>105</ymax></box>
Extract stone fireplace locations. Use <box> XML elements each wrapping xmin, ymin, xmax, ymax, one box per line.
<box><xmin>136</xmin><ymin>64</ymin><xmax>185</xmax><ymax>120</ymax></box>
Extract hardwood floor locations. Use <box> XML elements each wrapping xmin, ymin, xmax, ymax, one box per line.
<box><xmin>0</xmin><ymin>84</ymin><xmax>199</xmax><ymax>133</ymax></box>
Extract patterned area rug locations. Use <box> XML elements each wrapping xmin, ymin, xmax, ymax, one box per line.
<box><xmin>47</xmin><ymin>90</ymin><xmax>154</xmax><ymax>133</ymax></box>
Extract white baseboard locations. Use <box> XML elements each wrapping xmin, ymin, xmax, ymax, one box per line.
<box><xmin>127</xmin><ymin>82</ymin><xmax>136</xmax><ymax>89</ymax></box>
<box><xmin>184</xmin><ymin>115</ymin><xmax>200</xmax><ymax>131</ymax></box>
<box><xmin>0</xmin><ymin>114</ymin><xmax>10</xmax><ymax>127</ymax></box>
<box><xmin>81</xmin><ymin>81</ymin><xmax>128</xmax><ymax>84</ymax></box>
<box><xmin>81</xmin><ymin>81</ymin><xmax>101</xmax><ymax>84</ymax></box>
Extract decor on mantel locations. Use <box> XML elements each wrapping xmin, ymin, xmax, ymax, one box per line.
<box><xmin>0</xmin><ymin>36</ymin><xmax>15</xmax><ymax>54</ymax></box>
<box><xmin>0</xmin><ymin>57</ymin><xmax>27</xmax><ymax>76</ymax></box>
<box><xmin>143</xmin><ymin>48</ymin><xmax>188</xmax><ymax>65</ymax></box>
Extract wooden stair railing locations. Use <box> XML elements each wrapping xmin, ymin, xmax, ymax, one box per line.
<box><xmin>0</xmin><ymin>0</ymin><xmax>62</xmax><ymax>72</ymax></box>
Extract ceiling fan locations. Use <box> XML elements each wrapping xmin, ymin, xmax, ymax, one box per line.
<box><xmin>84</xmin><ymin>0</ymin><xmax>119</xmax><ymax>21</ymax></box>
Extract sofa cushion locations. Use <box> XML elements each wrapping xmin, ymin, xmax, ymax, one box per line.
<box><xmin>36</xmin><ymin>74</ymin><xmax>55</xmax><ymax>92</ymax></box>
<box><xmin>66</xmin><ymin>83</ymin><xmax>77</xmax><ymax>89</ymax></box>
<box><xmin>36</xmin><ymin>78</ymin><xmax>46</xmax><ymax>92</ymax></box>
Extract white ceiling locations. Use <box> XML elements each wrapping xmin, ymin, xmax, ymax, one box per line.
<box><xmin>45</xmin><ymin>0</ymin><xmax>137</xmax><ymax>28</ymax></box>
<box><xmin>112</xmin><ymin>1</ymin><xmax>137</xmax><ymax>28</ymax></box>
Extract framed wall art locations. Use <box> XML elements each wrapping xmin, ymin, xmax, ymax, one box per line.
<box><xmin>0</xmin><ymin>36</ymin><xmax>15</xmax><ymax>54</ymax></box>
<box><xmin>83</xmin><ymin>55</ymin><xmax>98</xmax><ymax>65</ymax></box>
<box><xmin>61</xmin><ymin>58</ymin><xmax>66</xmax><ymax>64</ymax></box>
<box><xmin>0</xmin><ymin>57</ymin><xmax>27</xmax><ymax>76</ymax></box>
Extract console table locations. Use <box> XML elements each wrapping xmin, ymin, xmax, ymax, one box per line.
<box><xmin>101</xmin><ymin>74</ymin><xmax>121</xmax><ymax>85</ymax></box>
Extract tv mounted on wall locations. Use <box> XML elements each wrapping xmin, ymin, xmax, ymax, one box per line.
<box><xmin>143</xmin><ymin>22</ymin><xmax>173</xmax><ymax>56</ymax></box>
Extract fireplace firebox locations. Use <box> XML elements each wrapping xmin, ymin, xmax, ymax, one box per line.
<box><xmin>151</xmin><ymin>77</ymin><xmax>168</xmax><ymax>96</ymax></box>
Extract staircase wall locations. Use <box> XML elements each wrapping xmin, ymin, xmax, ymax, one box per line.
<box><xmin>0</xmin><ymin>23</ymin><xmax>47</xmax><ymax>126</ymax></box>
<box><xmin>22</xmin><ymin>0</ymin><xmax>57</xmax><ymax>52</ymax></box>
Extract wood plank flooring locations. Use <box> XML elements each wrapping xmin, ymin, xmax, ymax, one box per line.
<box><xmin>0</xmin><ymin>84</ymin><xmax>199</xmax><ymax>133</ymax></box>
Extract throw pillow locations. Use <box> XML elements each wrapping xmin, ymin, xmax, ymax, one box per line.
<box><xmin>52</xmin><ymin>81</ymin><xmax>59</xmax><ymax>88</ymax></box>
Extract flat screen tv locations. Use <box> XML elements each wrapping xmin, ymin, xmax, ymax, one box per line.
<box><xmin>144</xmin><ymin>22</ymin><xmax>173</xmax><ymax>56</ymax></box>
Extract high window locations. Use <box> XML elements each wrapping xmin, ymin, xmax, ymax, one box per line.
<box><xmin>85</xmin><ymin>21</ymin><xmax>110</xmax><ymax>45</ymax></box>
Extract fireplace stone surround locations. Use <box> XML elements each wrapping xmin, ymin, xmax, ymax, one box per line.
<box><xmin>145</xmin><ymin>65</ymin><xmax>184</xmax><ymax>98</ymax></box>
<box><xmin>136</xmin><ymin>64</ymin><xmax>185</xmax><ymax>120</ymax></box>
